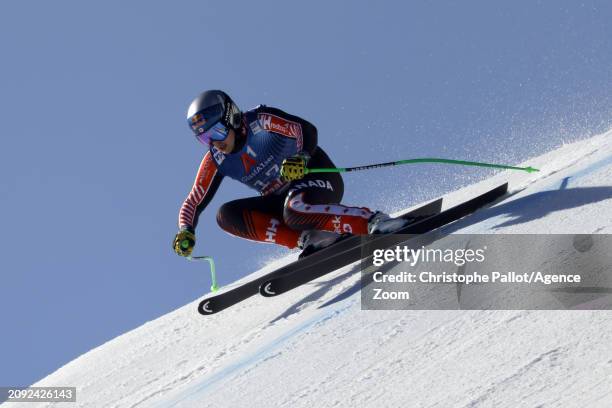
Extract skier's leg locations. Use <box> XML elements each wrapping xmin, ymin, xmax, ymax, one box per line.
<box><xmin>216</xmin><ymin>195</ymin><xmax>302</xmax><ymax>248</ymax></box>
<box><xmin>284</xmin><ymin>189</ymin><xmax>375</xmax><ymax>235</ymax></box>
<box><xmin>283</xmin><ymin>149</ymin><xmax>375</xmax><ymax>235</ymax></box>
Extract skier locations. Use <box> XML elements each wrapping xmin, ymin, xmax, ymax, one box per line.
<box><xmin>173</xmin><ymin>90</ymin><xmax>410</xmax><ymax>258</ymax></box>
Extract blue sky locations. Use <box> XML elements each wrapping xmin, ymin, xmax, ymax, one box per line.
<box><xmin>1</xmin><ymin>1</ymin><xmax>611</xmax><ymax>387</ymax></box>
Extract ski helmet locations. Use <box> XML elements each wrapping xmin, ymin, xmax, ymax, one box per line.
<box><xmin>186</xmin><ymin>90</ymin><xmax>242</xmax><ymax>145</ymax></box>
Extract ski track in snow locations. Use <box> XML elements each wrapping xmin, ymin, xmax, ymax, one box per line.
<box><xmin>5</xmin><ymin>131</ymin><xmax>612</xmax><ymax>408</ymax></box>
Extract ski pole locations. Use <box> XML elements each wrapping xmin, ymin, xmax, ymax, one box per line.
<box><xmin>305</xmin><ymin>158</ymin><xmax>539</xmax><ymax>175</ymax></box>
<box><xmin>187</xmin><ymin>255</ymin><xmax>219</xmax><ymax>293</ymax></box>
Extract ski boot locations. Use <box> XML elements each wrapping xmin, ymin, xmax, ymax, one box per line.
<box><xmin>367</xmin><ymin>211</ymin><xmax>414</xmax><ymax>234</ymax></box>
<box><xmin>298</xmin><ymin>230</ymin><xmax>349</xmax><ymax>259</ymax></box>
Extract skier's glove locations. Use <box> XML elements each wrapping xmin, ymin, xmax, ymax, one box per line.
<box><xmin>173</xmin><ymin>229</ymin><xmax>196</xmax><ymax>257</ymax></box>
<box><xmin>280</xmin><ymin>153</ymin><xmax>309</xmax><ymax>182</ymax></box>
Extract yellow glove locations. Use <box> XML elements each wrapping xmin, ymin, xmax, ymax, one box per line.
<box><xmin>173</xmin><ymin>230</ymin><xmax>196</xmax><ymax>257</ymax></box>
<box><xmin>280</xmin><ymin>155</ymin><xmax>308</xmax><ymax>182</ymax></box>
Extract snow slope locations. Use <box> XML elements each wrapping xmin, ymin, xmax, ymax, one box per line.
<box><xmin>5</xmin><ymin>131</ymin><xmax>612</xmax><ymax>408</ymax></box>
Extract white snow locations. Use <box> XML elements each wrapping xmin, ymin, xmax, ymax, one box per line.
<box><xmin>6</xmin><ymin>131</ymin><xmax>612</xmax><ymax>408</ymax></box>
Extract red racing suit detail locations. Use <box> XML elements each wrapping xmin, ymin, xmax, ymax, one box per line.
<box><xmin>178</xmin><ymin>152</ymin><xmax>223</xmax><ymax>232</ymax></box>
<box><xmin>217</xmin><ymin>208</ymin><xmax>302</xmax><ymax>249</ymax></box>
<box><xmin>284</xmin><ymin>192</ymin><xmax>372</xmax><ymax>235</ymax></box>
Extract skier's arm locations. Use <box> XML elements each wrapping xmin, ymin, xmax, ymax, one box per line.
<box><xmin>258</xmin><ymin>106</ymin><xmax>318</xmax><ymax>157</ymax></box>
<box><xmin>178</xmin><ymin>152</ymin><xmax>224</xmax><ymax>233</ymax></box>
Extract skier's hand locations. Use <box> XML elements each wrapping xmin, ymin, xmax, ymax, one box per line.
<box><xmin>280</xmin><ymin>154</ymin><xmax>308</xmax><ymax>182</ymax></box>
<box><xmin>173</xmin><ymin>230</ymin><xmax>196</xmax><ymax>257</ymax></box>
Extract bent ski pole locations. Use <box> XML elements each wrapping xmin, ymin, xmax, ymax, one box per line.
<box><xmin>305</xmin><ymin>158</ymin><xmax>539</xmax><ymax>175</ymax></box>
<box><xmin>187</xmin><ymin>255</ymin><xmax>219</xmax><ymax>293</ymax></box>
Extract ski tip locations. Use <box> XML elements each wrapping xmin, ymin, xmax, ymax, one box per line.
<box><xmin>198</xmin><ymin>298</ymin><xmax>215</xmax><ymax>315</ymax></box>
<box><xmin>524</xmin><ymin>166</ymin><xmax>540</xmax><ymax>173</ymax></box>
<box><xmin>260</xmin><ymin>281</ymin><xmax>277</xmax><ymax>297</ymax></box>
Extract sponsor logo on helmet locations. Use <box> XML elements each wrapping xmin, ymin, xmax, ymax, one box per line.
<box><xmin>224</xmin><ymin>101</ymin><xmax>233</xmax><ymax>126</ymax></box>
<box><xmin>258</xmin><ymin>114</ymin><xmax>303</xmax><ymax>139</ymax></box>
<box><xmin>190</xmin><ymin>113</ymin><xmax>206</xmax><ymax>129</ymax></box>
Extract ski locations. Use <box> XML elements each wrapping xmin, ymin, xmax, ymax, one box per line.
<box><xmin>259</xmin><ymin>183</ymin><xmax>508</xmax><ymax>297</ymax></box>
<box><xmin>197</xmin><ymin>197</ymin><xmax>443</xmax><ymax>315</ymax></box>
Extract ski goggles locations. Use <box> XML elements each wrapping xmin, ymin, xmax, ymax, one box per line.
<box><xmin>196</xmin><ymin>121</ymin><xmax>230</xmax><ymax>145</ymax></box>
<box><xmin>189</xmin><ymin>104</ymin><xmax>230</xmax><ymax>145</ymax></box>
